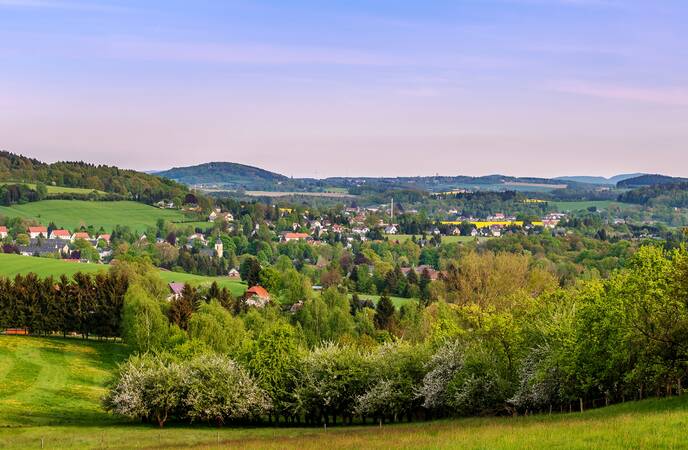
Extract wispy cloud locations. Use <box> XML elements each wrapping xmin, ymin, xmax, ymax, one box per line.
<box><xmin>551</xmin><ymin>80</ymin><xmax>688</xmax><ymax>106</ymax></box>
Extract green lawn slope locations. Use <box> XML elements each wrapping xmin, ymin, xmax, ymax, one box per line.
<box><xmin>0</xmin><ymin>253</ymin><xmax>246</xmax><ymax>296</ymax></box>
<box><xmin>1</xmin><ymin>336</ymin><xmax>686</xmax><ymax>449</ymax></box>
<box><xmin>0</xmin><ymin>200</ymin><xmax>187</xmax><ymax>233</ymax></box>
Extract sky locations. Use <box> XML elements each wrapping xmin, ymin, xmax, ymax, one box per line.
<box><xmin>1</xmin><ymin>0</ymin><xmax>687</xmax><ymax>178</ymax></box>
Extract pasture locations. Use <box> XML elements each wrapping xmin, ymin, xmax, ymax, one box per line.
<box><xmin>0</xmin><ymin>200</ymin><xmax>187</xmax><ymax>233</ymax></box>
<box><xmin>549</xmin><ymin>200</ymin><xmax>637</xmax><ymax>212</ymax></box>
<box><xmin>0</xmin><ymin>253</ymin><xmax>246</xmax><ymax>296</ymax></box>
<box><xmin>1</xmin><ymin>336</ymin><xmax>686</xmax><ymax>449</ymax></box>
<box><xmin>0</xmin><ymin>182</ymin><xmax>106</xmax><ymax>195</ymax></box>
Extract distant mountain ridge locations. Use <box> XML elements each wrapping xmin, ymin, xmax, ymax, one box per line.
<box><xmin>155</xmin><ymin>161</ymin><xmax>583</xmax><ymax>193</ymax></box>
<box><xmin>556</xmin><ymin>174</ymin><xmax>645</xmax><ymax>185</ymax></box>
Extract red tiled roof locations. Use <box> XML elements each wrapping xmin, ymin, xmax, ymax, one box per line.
<box><xmin>246</xmin><ymin>285</ymin><xmax>270</xmax><ymax>298</ymax></box>
<box><xmin>0</xmin><ymin>226</ymin><xmax>7</xmax><ymax>233</ymax></box>
<box><xmin>98</xmin><ymin>234</ymin><xmax>111</xmax><ymax>241</ymax></box>
<box><xmin>51</xmin><ymin>229</ymin><xmax>70</xmax><ymax>237</ymax></box>
<box><xmin>72</xmin><ymin>232</ymin><xmax>91</xmax><ymax>239</ymax></box>
<box><xmin>283</xmin><ymin>232</ymin><xmax>309</xmax><ymax>239</ymax></box>
<box><xmin>28</xmin><ymin>226</ymin><xmax>47</xmax><ymax>233</ymax></box>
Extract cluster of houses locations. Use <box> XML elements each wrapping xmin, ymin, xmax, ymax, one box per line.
<box><xmin>9</xmin><ymin>226</ymin><xmax>113</xmax><ymax>261</ymax></box>
<box><xmin>439</xmin><ymin>212</ymin><xmax>568</xmax><ymax>237</ymax></box>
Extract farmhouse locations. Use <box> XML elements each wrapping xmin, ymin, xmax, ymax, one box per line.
<box><xmin>384</xmin><ymin>225</ymin><xmax>398</xmax><ymax>234</ymax></box>
<box><xmin>0</xmin><ymin>226</ymin><xmax>7</xmax><ymax>239</ymax></box>
<box><xmin>49</xmin><ymin>229</ymin><xmax>71</xmax><ymax>240</ymax></box>
<box><xmin>281</xmin><ymin>232</ymin><xmax>310</xmax><ymax>242</ymax></box>
<box><xmin>228</xmin><ymin>268</ymin><xmax>240</xmax><ymax>278</ymax></box>
<box><xmin>244</xmin><ymin>285</ymin><xmax>270</xmax><ymax>308</ymax></box>
<box><xmin>28</xmin><ymin>226</ymin><xmax>48</xmax><ymax>239</ymax></box>
<box><xmin>72</xmin><ymin>232</ymin><xmax>91</xmax><ymax>241</ymax></box>
<box><xmin>209</xmin><ymin>209</ymin><xmax>234</xmax><ymax>222</ymax></box>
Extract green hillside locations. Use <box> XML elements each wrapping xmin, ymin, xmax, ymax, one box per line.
<box><xmin>0</xmin><ymin>253</ymin><xmax>246</xmax><ymax>296</ymax></box>
<box><xmin>0</xmin><ymin>182</ymin><xmax>106</xmax><ymax>195</ymax></box>
<box><xmin>1</xmin><ymin>335</ymin><xmax>686</xmax><ymax>449</ymax></box>
<box><xmin>0</xmin><ymin>200</ymin><xmax>187</xmax><ymax>233</ymax></box>
<box><xmin>0</xmin><ymin>151</ymin><xmax>188</xmax><ymax>204</ymax></box>
<box><xmin>157</xmin><ymin>161</ymin><xmax>288</xmax><ymax>189</ymax></box>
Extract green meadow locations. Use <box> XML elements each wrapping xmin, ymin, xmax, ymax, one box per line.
<box><xmin>548</xmin><ymin>200</ymin><xmax>638</xmax><ymax>212</ymax></box>
<box><xmin>0</xmin><ymin>253</ymin><xmax>246</xmax><ymax>297</ymax></box>
<box><xmin>0</xmin><ymin>200</ymin><xmax>187</xmax><ymax>233</ymax></box>
<box><xmin>353</xmin><ymin>293</ymin><xmax>415</xmax><ymax>309</ymax></box>
<box><xmin>1</xmin><ymin>335</ymin><xmax>686</xmax><ymax>449</ymax></box>
<box><xmin>0</xmin><ymin>182</ymin><xmax>106</xmax><ymax>195</ymax></box>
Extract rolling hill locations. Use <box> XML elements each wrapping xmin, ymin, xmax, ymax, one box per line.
<box><xmin>0</xmin><ymin>200</ymin><xmax>187</xmax><ymax>233</ymax></box>
<box><xmin>0</xmin><ymin>151</ymin><xmax>187</xmax><ymax>205</ymax></box>
<box><xmin>156</xmin><ymin>161</ymin><xmax>581</xmax><ymax>194</ymax></box>
<box><xmin>156</xmin><ymin>162</ymin><xmax>289</xmax><ymax>190</ymax></box>
<box><xmin>617</xmin><ymin>174</ymin><xmax>688</xmax><ymax>188</ymax></box>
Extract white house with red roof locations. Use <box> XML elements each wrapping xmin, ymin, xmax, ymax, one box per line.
<box><xmin>0</xmin><ymin>226</ymin><xmax>7</xmax><ymax>239</ymax></box>
<box><xmin>50</xmin><ymin>229</ymin><xmax>71</xmax><ymax>240</ymax></box>
<box><xmin>28</xmin><ymin>226</ymin><xmax>47</xmax><ymax>239</ymax></box>
<box><xmin>244</xmin><ymin>285</ymin><xmax>270</xmax><ymax>308</ymax></box>
<box><xmin>97</xmin><ymin>234</ymin><xmax>111</xmax><ymax>243</ymax></box>
<box><xmin>71</xmin><ymin>231</ymin><xmax>91</xmax><ymax>241</ymax></box>
<box><xmin>280</xmin><ymin>232</ymin><xmax>310</xmax><ymax>242</ymax></box>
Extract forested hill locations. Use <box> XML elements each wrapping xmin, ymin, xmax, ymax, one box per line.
<box><xmin>617</xmin><ymin>174</ymin><xmax>688</xmax><ymax>188</ymax></box>
<box><xmin>156</xmin><ymin>161</ymin><xmax>580</xmax><ymax>193</ymax></box>
<box><xmin>619</xmin><ymin>182</ymin><xmax>688</xmax><ymax>207</ymax></box>
<box><xmin>156</xmin><ymin>162</ymin><xmax>289</xmax><ymax>188</ymax></box>
<box><xmin>0</xmin><ymin>151</ymin><xmax>188</xmax><ymax>204</ymax></box>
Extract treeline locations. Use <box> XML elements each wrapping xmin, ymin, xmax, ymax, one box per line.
<box><xmin>0</xmin><ymin>151</ymin><xmax>188</xmax><ymax>205</ymax></box>
<box><xmin>0</xmin><ymin>183</ymin><xmax>45</xmax><ymax>205</ymax></box>
<box><xmin>0</xmin><ymin>182</ymin><xmax>130</xmax><ymax>206</ymax></box>
<box><xmin>101</xmin><ymin>246</ymin><xmax>688</xmax><ymax>428</ymax></box>
<box><xmin>0</xmin><ymin>272</ymin><xmax>128</xmax><ymax>338</ymax></box>
<box><xmin>619</xmin><ymin>182</ymin><xmax>688</xmax><ymax>208</ymax></box>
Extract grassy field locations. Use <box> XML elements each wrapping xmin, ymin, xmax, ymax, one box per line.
<box><xmin>2</xmin><ymin>335</ymin><xmax>687</xmax><ymax>449</ymax></box>
<box><xmin>353</xmin><ymin>293</ymin><xmax>415</xmax><ymax>309</ymax></box>
<box><xmin>0</xmin><ymin>200</ymin><xmax>187</xmax><ymax>233</ymax></box>
<box><xmin>173</xmin><ymin>220</ymin><xmax>215</xmax><ymax>230</ymax></box>
<box><xmin>0</xmin><ymin>253</ymin><xmax>246</xmax><ymax>296</ymax></box>
<box><xmin>548</xmin><ymin>200</ymin><xmax>640</xmax><ymax>212</ymax></box>
<box><xmin>0</xmin><ymin>182</ymin><xmax>106</xmax><ymax>195</ymax></box>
